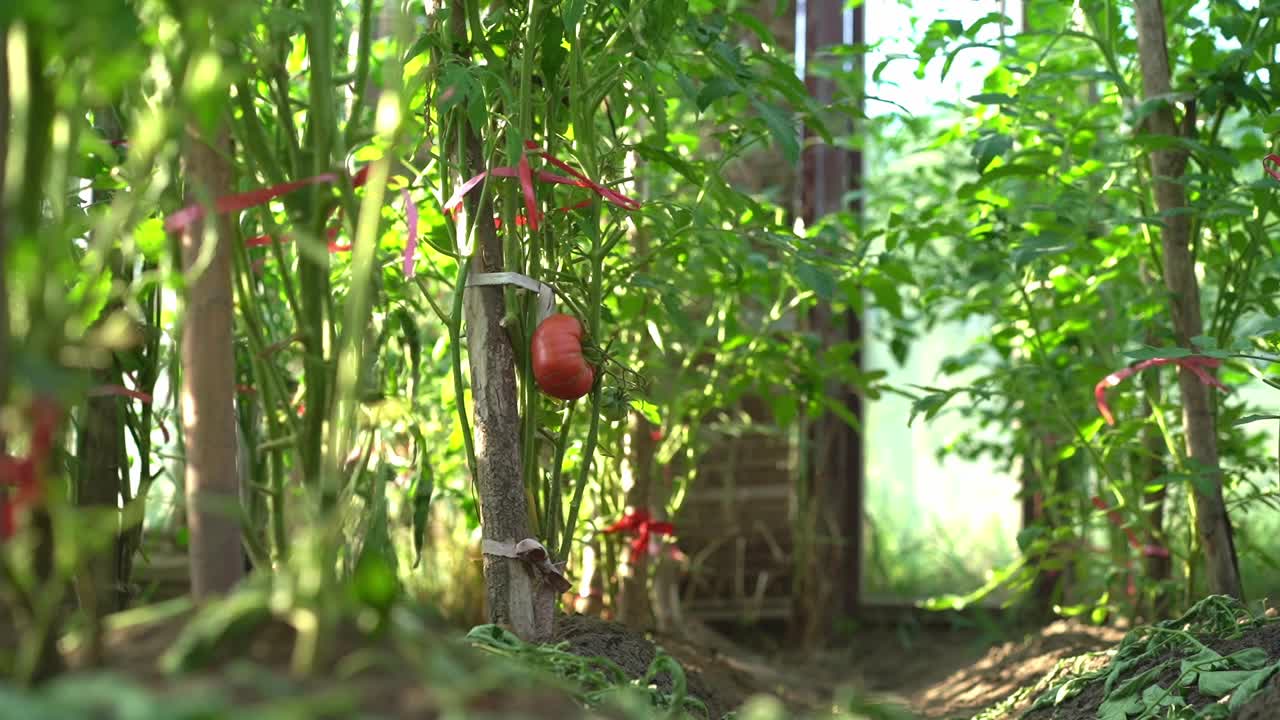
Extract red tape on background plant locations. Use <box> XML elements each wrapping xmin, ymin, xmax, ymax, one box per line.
<box><xmin>1264</xmin><ymin>153</ymin><xmax>1280</xmax><ymax>182</ymax></box>
<box><xmin>1094</xmin><ymin>355</ymin><xmax>1228</xmax><ymax>426</ymax></box>
<box><xmin>600</xmin><ymin>508</ymin><xmax>676</xmax><ymax>558</ymax></box>
<box><xmin>0</xmin><ymin>399</ymin><xmax>61</xmax><ymax>540</ymax></box>
<box><xmin>403</xmin><ymin>188</ymin><xmax>420</xmax><ymax>277</ymax></box>
<box><xmin>441</xmin><ymin>142</ymin><xmax>641</xmax><ymax>225</ymax></box>
<box><xmin>1090</xmin><ymin>496</ymin><xmax>1169</xmax><ymax>558</ymax></box>
<box><xmin>164</xmin><ymin>166</ymin><xmax>370</xmax><ymax>234</ymax></box>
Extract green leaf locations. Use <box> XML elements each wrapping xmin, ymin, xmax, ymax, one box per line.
<box><xmin>410</xmin><ymin>432</ymin><xmax>435</xmax><ymax>570</ymax></box>
<box><xmin>1229</xmin><ymin>648</ymin><xmax>1271</xmax><ymax>671</ymax></box>
<box><xmin>1228</xmin><ymin>661</ymin><xmax>1280</xmax><ymax>711</ymax></box>
<box><xmin>563</xmin><ymin>0</ymin><xmax>586</xmax><ymax>37</ymax></box>
<box><xmin>751</xmin><ymin>99</ymin><xmax>798</xmax><ymax>165</ymax></box>
<box><xmin>1124</xmin><ymin>346</ymin><xmax>1193</xmax><ymax>361</ymax></box>
<box><xmin>1188</xmin><ymin>469</ymin><xmax>1219</xmax><ymax>499</ymax></box>
<box><xmin>1200</xmin><ymin>669</ymin><xmax>1264</xmax><ymax>697</ymax></box>
<box><xmin>908</xmin><ymin>390</ymin><xmax>955</xmax><ymax>426</ymax></box>
<box><xmin>629</xmin><ymin>399</ymin><xmax>661</xmax><ymax>426</ymax></box>
<box><xmin>1016</xmin><ymin>525</ymin><xmax>1044</xmax><ymax>553</ymax></box>
<box><xmin>797</xmin><ymin>260</ymin><xmax>838</xmax><ymax>304</ymax></box>
<box><xmin>1235</xmin><ymin>414</ymin><xmax>1280</xmax><ymax>427</ymax></box>
<box><xmin>866</xmin><ymin>275</ymin><xmax>903</xmax><ymax>318</ymax></box>
<box><xmin>352</xmin><ymin>551</ymin><xmax>399</xmax><ymax>613</ymax></box>
<box><xmin>133</xmin><ymin>218</ymin><xmax>167</xmax><ymax>261</ymax></box>
<box><xmin>540</xmin><ymin>16</ymin><xmax>568</xmax><ymax>86</ymax></box>
<box><xmin>403</xmin><ymin>33</ymin><xmax>434</xmax><ymax>63</ymax></box>
<box><xmin>1249</xmin><ymin>317</ymin><xmax>1280</xmax><ymax>337</ymax></box>
<box><xmin>730</xmin><ymin>10</ymin><xmax>778</xmax><ymax>47</ymax></box>
<box><xmin>1012</xmin><ymin>236</ymin><xmax>1073</xmax><ymax>266</ymax></box>
<box><xmin>972</xmin><ymin>132</ymin><xmax>1011</xmax><ymax>173</ymax></box>
<box><xmin>661</xmin><ymin>291</ymin><xmax>695</xmax><ymax>339</ymax></box>
<box><xmin>968</xmin><ymin>92</ymin><xmax>1015</xmax><ymax>105</ymax></box>
<box><xmin>697</xmin><ymin>77</ymin><xmax>740</xmax><ymax>112</ymax></box>
<box><xmin>160</xmin><ymin>590</ymin><xmax>271</xmax><ymax>674</ymax></box>
<box><xmin>1140</xmin><ymin>684</ymin><xmax>1182</xmax><ymax>709</ymax></box>
<box><xmin>1180</xmin><ymin>647</ymin><xmax>1224</xmax><ymax>677</ymax></box>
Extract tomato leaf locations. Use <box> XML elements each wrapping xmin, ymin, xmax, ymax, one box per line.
<box><xmin>752</xmin><ymin>98</ymin><xmax>799</xmax><ymax>165</ymax></box>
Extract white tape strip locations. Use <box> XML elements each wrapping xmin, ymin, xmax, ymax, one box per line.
<box><xmin>482</xmin><ymin>537</ymin><xmax>572</xmax><ymax>593</ymax></box>
<box><xmin>467</xmin><ymin>272</ymin><xmax>556</xmax><ymax>323</ymax></box>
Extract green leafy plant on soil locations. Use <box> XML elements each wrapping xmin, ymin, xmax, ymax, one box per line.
<box><xmin>1026</xmin><ymin>595</ymin><xmax>1280</xmax><ymax>719</ymax></box>
<box><xmin>466</xmin><ymin>623</ymin><xmax>708</xmax><ymax>718</ymax></box>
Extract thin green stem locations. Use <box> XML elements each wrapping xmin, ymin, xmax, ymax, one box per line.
<box><xmin>446</xmin><ymin>256</ymin><xmax>479</xmax><ymax>487</ymax></box>
<box><xmin>345</xmin><ymin>0</ymin><xmax>374</xmax><ymax>149</ymax></box>
<box><xmin>544</xmin><ymin>402</ymin><xmax>575</xmax><ymax>556</ymax></box>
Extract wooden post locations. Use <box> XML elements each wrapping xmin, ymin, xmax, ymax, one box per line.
<box><xmin>447</xmin><ymin>2</ymin><xmax>543</xmax><ymax>641</ymax></box>
<box><xmin>179</xmin><ymin>122</ymin><xmax>246</xmax><ymax>599</ymax></box>
<box><xmin>1133</xmin><ymin>0</ymin><xmax>1242</xmax><ymax>600</ymax></box>
<box><xmin>794</xmin><ymin>0</ymin><xmax>864</xmax><ymax>644</ymax></box>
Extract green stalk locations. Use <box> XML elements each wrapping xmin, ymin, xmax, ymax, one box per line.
<box><xmin>270</xmin><ymin>59</ymin><xmax>303</xmax><ymax>175</ymax></box>
<box><xmin>560</xmin><ymin>385</ymin><xmax>602</xmax><ymax>563</ymax></box>
<box><xmin>445</xmin><ymin>256</ymin><xmax>479</xmax><ymax>487</ymax></box>
<box><xmin>555</xmin><ymin>11</ymin><xmax>610</xmax><ymax>563</ymax></box>
<box><xmin>233</xmin><ymin>81</ymin><xmax>286</xmax><ymax>185</ymax></box>
<box><xmin>559</xmin><ymin>233</ymin><xmax>607</xmax><ymax>563</ymax></box>
<box><xmin>299</xmin><ymin>0</ymin><xmax>339</xmax><ymax>485</ymax></box>
<box><xmin>1015</xmin><ymin>278</ymin><xmax>1117</xmax><ymax>487</ymax></box>
<box><xmin>230</xmin><ymin>237</ymin><xmax>302</xmax><ymax>440</ymax></box>
<box><xmin>229</xmin><ymin>228</ymin><xmax>303</xmax><ymax>561</ymax></box>
<box><xmin>229</xmin><ymin>94</ymin><xmax>304</xmax><ymax>322</ymax></box>
<box><xmin>325</xmin><ymin>148</ymin><xmax>390</xmax><ymax>507</ymax></box>
<box><xmin>544</xmin><ymin>402</ymin><xmax>575</xmax><ymax>556</ymax></box>
<box><xmin>344</xmin><ymin>0</ymin><xmax>374</xmax><ymax>149</ymax></box>
<box><xmin>517</xmin><ymin>0</ymin><xmax>543</xmax><ymax>539</ymax></box>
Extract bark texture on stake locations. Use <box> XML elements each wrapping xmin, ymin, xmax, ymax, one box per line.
<box><xmin>459</xmin><ymin>127</ymin><xmax>541</xmax><ymax>640</ymax></box>
<box><xmin>447</xmin><ymin>0</ymin><xmax>539</xmax><ymax>638</ymax></box>
<box><xmin>1133</xmin><ymin>0</ymin><xmax>1243</xmax><ymax>599</ymax></box>
<box><xmin>179</xmin><ymin>123</ymin><xmax>246</xmax><ymax>599</ymax></box>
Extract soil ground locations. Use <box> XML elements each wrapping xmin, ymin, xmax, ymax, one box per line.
<box><xmin>14</xmin><ymin>600</ymin><xmax>1280</xmax><ymax>718</ymax></box>
<box><xmin>557</xmin><ymin>613</ymin><xmax>1131</xmax><ymax>718</ymax></box>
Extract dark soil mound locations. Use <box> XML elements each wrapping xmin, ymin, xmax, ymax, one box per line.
<box><xmin>1023</xmin><ymin>598</ymin><xmax>1280</xmax><ymax>720</ymax></box>
<box><xmin>554</xmin><ymin>613</ymin><xmax>731</xmax><ymax>719</ymax></box>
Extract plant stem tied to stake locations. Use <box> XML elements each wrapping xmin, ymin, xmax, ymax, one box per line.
<box><xmin>1133</xmin><ymin>0</ymin><xmax>1243</xmax><ymax>600</ymax></box>
<box><xmin>449</xmin><ymin>0</ymin><xmax>553</xmax><ymax>643</ymax></box>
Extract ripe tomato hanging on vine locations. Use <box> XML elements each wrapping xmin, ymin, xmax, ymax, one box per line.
<box><xmin>531</xmin><ymin>313</ymin><xmax>595</xmax><ymax>401</ymax></box>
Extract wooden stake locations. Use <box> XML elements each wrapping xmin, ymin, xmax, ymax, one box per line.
<box><xmin>1133</xmin><ymin>0</ymin><xmax>1243</xmax><ymax>600</ymax></box>
<box><xmin>179</xmin><ymin>122</ymin><xmax>246</xmax><ymax>599</ymax></box>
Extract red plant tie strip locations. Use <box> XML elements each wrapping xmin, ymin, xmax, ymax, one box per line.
<box><xmin>1264</xmin><ymin>154</ymin><xmax>1280</xmax><ymax>183</ymax></box>
<box><xmin>1090</xmin><ymin>496</ymin><xmax>1170</xmax><ymax>559</ymax></box>
<box><xmin>245</xmin><ymin>225</ymin><xmax>352</xmax><ymax>254</ymax></box>
<box><xmin>1095</xmin><ymin>356</ymin><xmax>1228</xmax><ymax>426</ymax></box>
<box><xmin>517</xmin><ymin>147</ymin><xmax>539</xmax><ymax>231</ymax></box>
<box><xmin>441</xmin><ymin>143</ymin><xmax>640</xmax><ymax>222</ymax></box>
<box><xmin>0</xmin><ymin>399</ymin><xmax>61</xmax><ymax>540</ymax></box>
<box><xmin>164</xmin><ymin>166</ymin><xmax>370</xmax><ymax>234</ymax></box>
<box><xmin>89</xmin><ymin>385</ymin><xmax>155</xmax><ymax>404</ymax></box>
<box><xmin>601</xmin><ymin>508</ymin><xmax>676</xmax><ymax>558</ymax></box>
<box><xmin>403</xmin><ymin>189</ymin><xmax>420</xmax><ymax>277</ymax></box>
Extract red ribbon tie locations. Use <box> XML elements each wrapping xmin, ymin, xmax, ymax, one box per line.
<box><xmin>601</xmin><ymin>508</ymin><xmax>676</xmax><ymax>558</ymax></box>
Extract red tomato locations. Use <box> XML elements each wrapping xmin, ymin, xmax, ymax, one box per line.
<box><xmin>531</xmin><ymin>314</ymin><xmax>595</xmax><ymax>400</ymax></box>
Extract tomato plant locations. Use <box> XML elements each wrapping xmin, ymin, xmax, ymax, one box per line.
<box><xmin>531</xmin><ymin>314</ymin><xmax>595</xmax><ymax>401</ymax></box>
